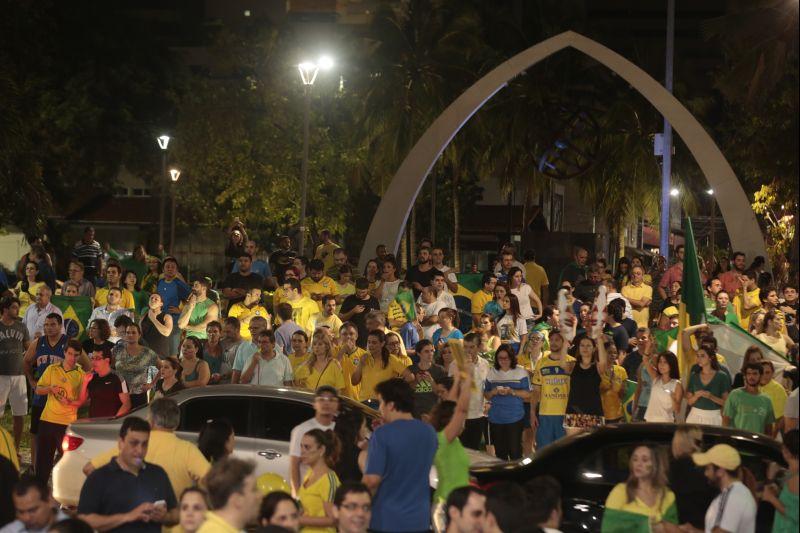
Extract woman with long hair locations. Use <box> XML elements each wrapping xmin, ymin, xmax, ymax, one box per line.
<box><xmin>363</xmin><ymin>259</ymin><xmax>381</xmax><ymax>292</ymax></box>
<box><xmin>508</xmin><ymin>267</ymin><xmax>543</xmax><ymax>329</ymax></box>
<box><xmin>733</xmin><ymin>346</ymin><xmax>765</xmax><ymax>389</ymax></box>
<box><xmin>375</xmin><ymin>259</ymin><xmax>401</xmax><ymax>313</ymax></box>
<box><xmin>179</xmin><ymin>337</ymin><xmax>210</xmax><ymax>388</ymax></box>
<box><xmin>483</xmin><ymin>344</ymin><xmax>530</xmax><ymax>460</ymax></box>
<box><xmin>197</xmin><ymin>419</ymin><xmax>234</xmax><ymax>463</ymax></box>
<box><xmin>332</xmin><ymin>408</ymin><xmax>368</xmax><ymax>483</ymax></box>
<box><xmin>82</xmin><ymin>319</ymin><xmax>114</xmax><ymax>363</ymax></box>
<box><xmin>563</xmin><ymin>334</ymin><xmax>608</xmax><ymax>434</ymax></box>
<box><xmin>476</xmin><ymin>313</ymin><xmax>501</xmax><ymax>354</ymax></box>
<box><xmin>644</xmin><ymin>352</ymin><xmax>683</xmax><ymax>423</ymax></box>
<box><xmin>14</xmin><ymin>261</ymin><xmax>44</xmax><ymax>315</ymax></box>
<box><xmin>297</xmin><ymin>429</ymin><xmax>341</xmax><ymax>532</ymax></box>
<box><xmin>632</xmin><ymin>350</ymin><xmax>658</xmax><ymax>422</ymax></box>
<box><xmin>204</xmin><ymin>321</ymin><xmax>227</xmax><ymax>384</ymax></box>
<box><xmin>122</xmin><ymin>269</ymin><xmax>148</xmax><ymax>317</ymax></box>
<box><xmin>385</xmin><ymin>330</ymin><xmax>412</xmax><ymax>366</ymax></box>
<box><xmin>259</xmin><ymin>492</ymin><xmax>300</xmax><ymax>532</ymax></box>
<box><xmin>113</xmin><ymin>323</ymin><xmax>160</xmax><ymax>408</ymax></box>
<box><xmin>668</xmin><ymin>427</ymin><xmax>716</xmax><ymax>530</ymax></box>
<box><xmin>151</xmin><ymin>356</ymin><xmax>184</xmax><ymax>400</ymax></box>
<box><xmin>686</xmin><ymin>345</ymin><xmax>731</xmax><ymax>426</ymax></box>
<box><xmin>615</xmin><ymin>258</ymin><xmax>631</xmax><ymax>286</ymax></box>
<box><xmin>763</xmin><ymin>429</ymin><xmax>799</xmax><ymax>533</ymax></box>
<box><xmin>496</xmin><ymin>294</ymin><xmax>528</xmax><ymax>354</ymax></box>
<box><xmin>351</xmin><ymin>330</ymin><xmax>406</xmax><ymax>407</ymax></box>
<box><xmin>757</xmin><ymin>310</ymin><xmax>796</xmax><ymax>357</ymax></box>
<box><xmin>141</xmin><ymin>256</ymin><xmax>161</xmax><ymax>294</ymax></box>
<box><xmin>295</xmin><ymin>332</ymin><xmax>346</xmax><ymax>394</ymax></box>
<box><xmin>483</xmin><ymin>282</ymin><xmax>508</xmax><ymax>320</ymax></box>
<box><xmin>602</xmin><ymin>444</ymin><xmax>679</xmax><ymax>533</ymax></box>
<box><xmin>175</xmin><ymin>488</ymin><xmax>208</xmax><ymax>533</ymax></box>
<box><xmin>431</xmin><ymin>308</ymin><xmax>464</xmax><ymax>356</ymax></box>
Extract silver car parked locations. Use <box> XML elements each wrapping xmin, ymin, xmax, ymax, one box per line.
<box><xmin>53</xmin><ymin>384</ymin><xmax>499</xmax><ymax>507</ymax></box>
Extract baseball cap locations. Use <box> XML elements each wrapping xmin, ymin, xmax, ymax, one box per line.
<box><xmin>692</xmin><ymin>444</ymin><xmax>741</xmax><ymax>470</ymax></box>
<box><xmin>662</xmin><ymin>306</ymin><xmax>679</xmax><ymax>318</ymax></box>
<box><xmin>315</xmin><ymin>385</ymin><xmax>340</xmax><ymax>399</ymax></box>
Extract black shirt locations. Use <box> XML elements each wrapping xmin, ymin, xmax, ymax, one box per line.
<box><xmin>566</xmin><ymin>363</ymin><xmax>603</xmax><ymax>416</ymax></box>
<box><xmin>605</xmin><ymin>324</ymin><xmax>630</xmax><ymax>354</ymax></box>
<box><xmin>140</xmin><ymin>312</ymin><xmax>170</xmax><ymax>359</ymax></box>
<box><xmin>407</xmin><ymin>363</ymin><xmax>446</xmax><ymax>418</ymax></box>
<box><xmin>220</xmin><ymin>272</ymin><xmax>264</xmax><ymax>311</ymax></box>
<box><xmin>269</xmin><ymin>249</ymin><xmax>297</xmax><ymax>281</ymax></box>
<box><xmin>339</xmin><ymin>295</ymin><xmax>381</xmax><ymax>348</ymax></box>
<box><xmin>405</xmin><ymin>265</ymin><xmax>443</xmax><ymax>298</ymax></box>
<box><xmin>87</xmin><ymin>372</ymin><xmax>127</xmax><ymax>418</ymax></box>
<box><xmin>78</xmin><ymin>458</ymin><xmax>176</xmax><ymax>533</ymax></box>
<box><xmin>669</xmin><ymin>456</ymin><xmax>718</xmax><ymax>529</ymax></box>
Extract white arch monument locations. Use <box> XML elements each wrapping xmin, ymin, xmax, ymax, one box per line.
<box><xmin>357</xmin><ymin>31</ymin><xmax>767</xmax><ymax>270</ymax></box>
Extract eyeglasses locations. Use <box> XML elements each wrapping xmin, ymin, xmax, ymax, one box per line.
<box><xmin>340</xmin><ymin>503</ymin><xmax>371</xmax><ymax>512</ymax></box>
<box><xmin>315</xmin><ymin>396</ymin><xmax>339</xmax><ymax>403</ymax></box>
<box><xmin>90</xmin><ymin>355</ymin><xmax>106</xmax><ymax>361</ymax></box>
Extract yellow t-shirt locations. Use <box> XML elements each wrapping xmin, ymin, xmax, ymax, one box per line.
<box><xmin>337</xmin><ymin>346</ymin><xmax>366</xmax><ymax>400</ymax></box>
<box><xmin>532</xmin><ymin>354</ymin><xmax>575</xmax><ymax>416</ymax></box>
<box><xmin>386</xmin><ymin>300</ymin><xmax>408</xmax><ymax>331</ymax></box>
<box><xmin>197</xmin><ymin>512</ymin><xmax>239</xmax><ymax>533</ymax></box>
<box><xmin>0</xmin><ymin>426</ymin><xmax>19</xmax><ymax>471</ymax></box>
<box><xmin>471</xmin><ymin>290</ymin><xmax>493</xmax><ymax>316</ymax></box>
<box><xmin>295</xmin><ymin>360</ymin><xmax>346</xmax><ymax>394</ymax></box>
<box><xmin>603</xmin><ymin>483</ymin><xmax>678</xmax><ymax>524</ymax></box>
<box><xmin>621</xmin><ymin>283</ymin><xmax>653</xmax><ymax>328</ymax></box>
<box><xmin>314</xmin><ymin>243</ymin><xmax>340</xmax><ymax>271</ymax></box>
<box><xmin>357</xmin><ymin>354</ymin><xmax>407</xmax><ymax>401</ymax></box>
<box><xmin>91</xmin><ymin>429</ymin><xmax>211</xmax><ymax>498</ymax></box>
<box><xmin>312</xmin><ymin>313</ymin><xmax>343</xmax><ymax>335</ymax></box>
<box><xmin>227</xmin><ymin>302</ymin><xmax>270</xmax><ymax>340</ymax></box>
<box><xmin>288</xmin><ymin>352</ymin><xmax>309</xmax><ymax>371</ymax></box>
<box><xmin>275</xmin><ymin>297</ymin><xmax>320</xmax><ymax>334</ymax></box>
<box><xmin>760</xmin><ymin>379</ymin><xmax>788</xmax><ymax>420</ymax></box>
<box><xmin>523</xmin><ymin>261</ymin><xmax>549</xmax><ymax>299</ymax></box>
<box><xmin>298</xmin><ymin>470</ymin><xmax>340</xmax><ymax>533</ymax></box>
<box><xmin>16</xmin><ymin>281</ymin><xmax>45</xmax><ymax>315</ymax></box>
<box><xmin>600</xmin><ymin>365</ymin><xmax>629</xmax><ymax>420</ymax></box>
<box><xmin>38</xmin><ymin>363</ymin><xmax>84</xmax><ymax>426</ymax></box>
<box><xmin>733</xmin><ymin>288</ymin><xmax>761</xmax><ymax>330</ymax></box>
<box><xmin>94</xmin><ymin>287</ymin><xmax>135</xmax><ymax>310</ymax></box>
<box><xmin>301</xmin><ymin>276</ymin><xmax>339</xmax><ymax>312</ymax></box>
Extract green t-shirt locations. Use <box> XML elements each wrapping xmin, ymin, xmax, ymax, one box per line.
<box><xmin>433</xmin><ymin>431</ymin><xmax>470</xmax><ymax>503</ymax></box>
<box><xmin>688</xmin><ymin>370</ymin><xmax>731</xmax><ymax>411</ymax></box>
<box><xmin>723</xmin><ymin>388</ymin><xmax>775</xmax><ymax>434</ymax></box>
<box><xmin>186</xmin><ymin>299</ymin><xmax>215</xmax><ymax>340</ymax></box>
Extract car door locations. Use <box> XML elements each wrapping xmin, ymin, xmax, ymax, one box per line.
<box><xmin>176</xmin><ymin>395</ymin><xmax>264</xmax><ymax>469</ymax></box>
<box><xmin>250</xmin><ymin>396</ymin><xmax>316</xmax><ymax>481</ymax></box>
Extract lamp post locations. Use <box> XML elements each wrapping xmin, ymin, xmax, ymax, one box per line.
<box><xmin>297</xmin><ymin>55</ymin><xmax>334</xmax><ymax>256</ymax></box>
<box><xmin>157</xmin><ymin>135</ymin><xmax>170</xmax><ymax>249</ymax></box>
<box><xmin>169</xmin><ymin>168</ymin><xmax>181</xmax><ymax>255</ymax></box>
<box><xmin>707</xmin><ymin>188</ymin><xmax>716</xmax><ymax>252</ymax></box>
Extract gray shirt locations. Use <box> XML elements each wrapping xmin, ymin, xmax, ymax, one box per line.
<box><xmin>0</xmin><ymin>320</ymin><xmax>30</xmax><ymax>375</ymax></box>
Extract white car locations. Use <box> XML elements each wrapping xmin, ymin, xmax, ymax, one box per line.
<box><xmin>53</xmin><ymin>384</ymin><xmax>499</xmax><ymax>507</ymax></box>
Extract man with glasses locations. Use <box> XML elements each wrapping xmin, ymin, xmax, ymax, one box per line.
<box><xmin>333</xmin><ymin>482</ymin><xmax>372</xmax><ymax>533</ymax></box>
<box><xmin>66</xmin><ymin>260</ymin><xmax>95</xmax><ymax>297</ymax></box>
<box><xmin>74</xmin><ymin>346</ymin><xmax>130</xmax><ymax>418</ymax></box>
<box><xmin>231</xmin><ymin>316</ymin><xmax>268</xmax><ymax>384</ymax></box>
<box><xmin>238</xmin><ymin>330</ymin><xmax>293</xmax><ymax>387</ymax></box>
<box><xmin>288</xmin><ymin>385</ymin><xmax>339</xmax><ymax>495</ymax></box>
<box><xmin>622</xmin><ymin>266</ymin><xmax>653</xmax><ymax>328</ymax></box>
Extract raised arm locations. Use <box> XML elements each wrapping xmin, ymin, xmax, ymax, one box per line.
<box><xmin>443</xmin><ymin>366</ymin><xmax>472</xmax><ymax>443</ymax></box>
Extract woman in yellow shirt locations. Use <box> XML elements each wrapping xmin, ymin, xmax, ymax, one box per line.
<box><xmin>298</xmin><ymin>429</ymin><xmax>341</xmax><ymax>533</ymax></box>
<box><xmin>385</xmin><ymin>330</ymin><xmax>413</xmax><ymax>367</ymax></box>
<box><xmin>601</xmin><ymin>444</ymin><xmax>679</xmax><ymax>533</ymax></box>
<box><xmin>15</xmin><ymin>261</ymin><xmax>45</xmax><ymax>315</ymax></box>
<box><xmin>295</xmin><ymin>333</ymin><xmax>345</xmax><ymax>394</ymax></box>
<box><xmin>351</xmin><ymin>330</ymin><xmax>406</xmax><ymax>406</ymax></box>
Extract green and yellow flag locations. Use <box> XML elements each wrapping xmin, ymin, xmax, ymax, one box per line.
<box><xmin>677</xmin><ymin>218</ymin><xmax>706</xmax><ymax>376</ymax></box>
<box><xmin>51</xmin><ymin>295</ymin><xmax>93</xmax><ymax>341</ymax></box>
<box><xmin>394</xmin><ymin>289</ymin><xmax>417</xmax><ymax>321</ymax></box>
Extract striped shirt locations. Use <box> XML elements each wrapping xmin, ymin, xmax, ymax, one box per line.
<box><xmin>72</xmin><ymin>240</ymin><xmax>103</xmax><ymax>278</ymax></box>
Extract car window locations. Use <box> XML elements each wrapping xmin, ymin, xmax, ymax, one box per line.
<box><xmin>257</xmin><ymin>399</ymin><xmax>316</xmax><ymax>441</ymax></box>
<box><xmin>574</xmin><ymin>443</ymin><xmax>670</xmax><ymax>486</ymax></box>
<box><xmin>179</xmin><ymin>396</ymin><xmax>252</xmax><ymax>437</ymax></box>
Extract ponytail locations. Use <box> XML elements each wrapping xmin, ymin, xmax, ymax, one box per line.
<box><xmin>305</xmin><ymin>428</ymin><xmax>341</xmax><ymax>469</ymax></box>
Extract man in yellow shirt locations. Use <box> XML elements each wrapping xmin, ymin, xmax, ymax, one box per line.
<box><xmin>530</xmin><ymin>330</ymin><xmax>574</xmax><ymax>449</ymax></box>
<box><xmin>94</xmin><ymin>262</ymin><xmax>135</xmax><ymax>310</ymax></box>
<box><xmin>35</xmin><ymin>338</ymin><xmax>86</xmax><ymax>482</ymax></box>
<box><xmin>523</xmin><ymin>250</ymin><xmax>550</xmax><ymax>304</ymax></box>
<box><xmin>621</xmin><ymin>266</ymin><xmax>653</xmax><ymax>328</ymax></box>
<box><xmin>733</xmin><ymin>270</ymin><xmax>761</xmax><ymax>330</ymax></box>
<box><xmin>85</xmin><ymin>397</ymin><xmax>210</xmax><ymax>499</ymax></box>
<box><xmin>336</xmin><ymin>323</ymin><xmax>366</xmax><ymax>399</ymax></box>
<box><xmin>228</xmin><ymin>287</ymin><xmax>270</xmax><ymax>340</ymax></box>
<box><xmin>312</xmin><ymin>295</ymin><xmax>344</xmax><ymax>335</ymax></box>
<box><xmin>198</xmin><ymin>458</ymin><xmax>262</xmax><ymax>533</ymax></box>
<box><xmin>279</xmin><ymin>279</ymin><xmax>320</xmax><ymax>334</ymax></box>
<box><xmin>314</xmin><ymin>230</ymin><xmax>340</xmax><ymax>272</ymax></box>
<box><xmin>471</xmin><ymin>273</ymin><xmax>496</xmax><ymax>326</ymax></box>
<box><xmin>301</xmin><ymin>260</ymin><xmax>339</xmax><ymax>312</ymax></box>
<box><xmin>759</xmin><ymin>361</ymin><xmax>788</xmax><ymax>428</ymax></box>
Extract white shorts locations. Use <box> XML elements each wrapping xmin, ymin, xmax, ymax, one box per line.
<box><xmin>686</xmin><ymin>407</ymin><xmax>723</xmax><ymax>426</ymax></box>
<box><xmin>0</xmin><ymin>375</ymin><xmax>28</xmax><ymax>416</ymax></box>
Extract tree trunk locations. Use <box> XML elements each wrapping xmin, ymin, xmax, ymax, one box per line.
<box><xmin>453</xmin><ymin>175</ymin><xmax>461</xmax><ymax>271</ymax></box>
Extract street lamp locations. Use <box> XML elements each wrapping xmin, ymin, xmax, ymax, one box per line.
<box><xmin>669</xmin><ymin>188</ymin><xmax>680</xmax><ymax>197</ymax></box>
<box><xmin>707</xmin><ymin>188</ymin><xmax>717</xmax><ymax>251</ymax></box>
<box><xmin>156</xmin><ymin>135</ymin><xmax>171</xmax><ymax>249</ymax></box>
<box><xmin>297</xmin><ymin>55</ymin><xmax>334</xmax><ymax>256</ymax></box>
<box><xmin>169</xmin><ymin>168</ymin><xmax>181</xmax><ymax>255</ymax></box>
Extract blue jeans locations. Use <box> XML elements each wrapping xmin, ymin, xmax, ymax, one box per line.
<box><xmin>535</xmin><ymin>414</ymin><xmax>565</xmax><ymax>449</ymax></box>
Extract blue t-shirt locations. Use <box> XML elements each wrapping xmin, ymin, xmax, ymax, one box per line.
<box><xmin>231</xmin><ymin>258</ymin><xmax>272</xmax><ymax>279</ymax></box>
<box><xmin>366</xmin><ymin>418</ymin><xmax>437</xmax><ymax>532</ymax></box>
<box><xmin>400</xmin><ymin>322</ymin><xmax>420</xmax><ymax>363</ymax></box>
<box><xmin>484</xmin><ymin>366</ymin><xmax>530</xmax><ymax>424</ymax></box>
<box><xmin>157</xmin><ymin>278</ymin><xmax>191</xmax><ymax>319</ymax></box>
<box><xmin>431</xmin><ymin>328</ymin><xmax>464</xmax><ymax>353</ymax></box>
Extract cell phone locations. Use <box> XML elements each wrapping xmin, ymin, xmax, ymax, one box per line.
<box><xmin>153</xmin><ymin>500</ymin><xmax>166</xmax><ymax>508</ymax></box>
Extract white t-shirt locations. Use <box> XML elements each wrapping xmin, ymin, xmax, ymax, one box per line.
<box><xmin>496</xmin><ymin>313</ymin><xmax>528</xmax><ymax>344</ymax></box>
<box><xmin>449</xmin><ymin>358</ymin><xmax>491</xmax><ymax>419</ymax></box>
<box><xmin>421</xmin><ymin>300</ymin><xmax>446</xmax><ymax>340</ymax></box>
<box><xmin>511</xmin><ymin>284</ymin><xmax>535</xmax><ymax>320</ymax></box>
<box><xmin>644</xmin><ymin>378</ymin><xmax>679</xmax><ymax>422</ymax></box>
<box><xmin>378</xmin><ymin>279</ymin><xmax>402</xmax><ymax>312</ymax></box>
<box><xmin>417</xmin><ymin>291</ymin><xmax>456</xmax><ymax>310</ymax></box>
<box><xmin>785</xmin><ymin>387</ymin><xmax>799</xmax><ymax>419</ymax></box>
<box><xmin>434</xmin><ymin>264</ymin><xmax>459</xmax><ymax>287</ymax></box>
<box><xmin>246</xmin><ymin>352</ymin><xmax>294</xmax><ymax>386</ymax></box>
<box><xmin>704</xmin><ymin>481</ymin><xmax>756</xmax><ymax>533</ymax></box>
<box><xmin>289</xmin><ymin>417</ymin><xmax>336</xmax><ymax>457</ymax></box>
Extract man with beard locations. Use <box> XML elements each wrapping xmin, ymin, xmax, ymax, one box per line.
<box><xmin>692</xmin><ymin>444</ymin><xmax>756</xmax><ymax>533</ymax></box>
<box><xmin>723</xmin><ymin>362</ymin><xmax>775</xmax><ymax>436</ymax></box>
<box><xmin>178</xmin><ymin>278</ymin><xmax>219</xmax><ymax>341</ymax></box>
<box><xmin>405</xmin><ymin>248</ymin><xmax>441</xmax><ymax>299</ymax></box>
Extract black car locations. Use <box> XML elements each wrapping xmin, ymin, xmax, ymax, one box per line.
<box><xmin>470</xmin><ymin>423</ymin><xmax>786</xmax><ymax>533</ymax></box>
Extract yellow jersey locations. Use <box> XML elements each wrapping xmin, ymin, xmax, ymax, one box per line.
<box><xmin>531</xmin><ymin>354</ymin><xmax>575</xmax><ymax>416</ymax></box>
<box><xmin>600</xmin><ymin>365</ymin><xmax>629</xmax><ymax>420</ymax></box>
<box><xmin>38</xmin><ymin>363</ymin><xmax>84</xmax><ymax>426</ymax></box>
<box><xmin>733</xmin><ymin>288</ymin><xmax>761</xmax><ymax>330</ymax></box>
<box><xmin>301</xmin><ymin>276</ymin><xmax>339</xmax><ymax>312</ymax></box>
<box><xmin>227</xmin><ymin>302</ymin><xmax>270</xmax><ymax>340</ymax></box>
<box><xmin>298</xmin><ymin>469</ymin><xmax>340</xmax><ymax>533</ymax></box>
<box><xmin>94</xmin><ymin>287</ymin><xmax>135</xmax><ymax>310</ymax></box>
<box><xmin>295</xmin><ymin>359</ymin><xmax>347</xmax><ymax>394</ymax></box>
<box><xmin>471</xmin><ymin>290</ymin><xmax>493</xmax><ymax>316</ymax></box>
<box><xmin>337</xmin><ymin>346</ymin><xmax>366</xmax><ymax>400</ymax></box>
<box><xmin>356</xmin><ymin>354</ymin><xmax>407</xmax><ymax>401</ymax></box>
<box><xmin>523</xmin><ymin>261</ymin><xmax>549</xmax><ymax>299</ymax></box>
<box><xmin>621</xmin><ymin>283</ymin><xmax>653</xmax><ymax>328</ymax></box>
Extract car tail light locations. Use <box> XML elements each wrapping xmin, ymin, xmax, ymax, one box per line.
<box><xmin>62</xmin><ymin>435</ymin><xmax>84</xmax><ymax>452</ymax></box>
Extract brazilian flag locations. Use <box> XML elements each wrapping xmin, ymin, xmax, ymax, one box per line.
<box><xmin>52</xmin><ymin>295</ymin><xmax>93</xmax><ymax>341</ymax></box>
<box><xmin>622</xmin><ymin>380</ymin><xmax>637</xmax><ymax>421</ymax></box>
<box><xmin>454</xmin><ymin>273</ymin><xmax>484</xmax><ymax>332</ymax></box>
<box><xmin>394</xmin><ymin>289</ymin><xmax>417</xmax><ymax>321</ymax></box>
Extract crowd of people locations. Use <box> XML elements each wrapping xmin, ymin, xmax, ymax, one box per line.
<box><xmin>0</xmin><ymin>224</ymin><xmax>798</xmax><ymax>532</ymax></box>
